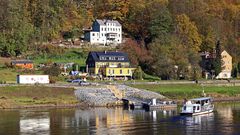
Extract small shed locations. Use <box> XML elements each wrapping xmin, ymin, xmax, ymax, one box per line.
<box><xmin>11</xmin><ymin>60</ymin><xmax>33</xmax><ymax>69</ymax></box>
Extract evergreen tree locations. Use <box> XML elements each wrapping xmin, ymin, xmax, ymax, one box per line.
<box><xmin>237</xmin><ymin>62</ymin><xmax>240</xmax><ymax>75</ymax></box>
<box><xmin>212</xmin><ymin>40</ymin><xmax>222</xmax><ymax>77</ymax></box>
<box><xmin>232</xmin><ymin>66</ymin><xmax>238</xmax><ymax>78</ymax></box>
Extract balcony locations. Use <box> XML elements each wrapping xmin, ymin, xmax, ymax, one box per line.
<box><xmin>106</xmin><ymin>33</ymin><xmax>117</xmax><ymax>39</ymax></box>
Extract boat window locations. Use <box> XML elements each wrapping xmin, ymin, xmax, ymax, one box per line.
<box><xmin>197</xmin><ymin>106</ymin><xmax>200</xmax><ymax>110</ymax></box>
<box><xmin>193</xmin><ymin>106</ymin><xmax>196</xmax><ymax>110</ymax></box>
<box><xmin>184</xmin><ymin>106</ymin><xmax>186</xmax><ymax>110</ymax></box>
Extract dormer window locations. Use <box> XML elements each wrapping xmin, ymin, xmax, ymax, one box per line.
<box><xmin>118</xmin><ymin>57</ymin><xmax>124</xmax><ymax>61</ymax></box>
<box><xmin>100</xmin><ymin>56</ymin><xmax>106</xmax><ymax>60</ymax></box>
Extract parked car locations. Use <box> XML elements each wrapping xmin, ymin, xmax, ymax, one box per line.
<box><xmin>67</xmin><ymin>79</ymin><xmax>82</xmax><ymax>83</ymax></box>
<box><xmin>79</xmin><ymin>80</ymin><xmax>90</xmax><ymax>86</ymax></box>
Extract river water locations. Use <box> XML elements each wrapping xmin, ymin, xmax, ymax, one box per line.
<box><xmin>0</xmin><ymin>103</ymin><xmax>240</xmax><ymax>135</ymax></box>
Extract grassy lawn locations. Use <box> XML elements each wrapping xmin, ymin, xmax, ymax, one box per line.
<box><xmin>0</xmin><ymin>68</ymin><xmax>18</xmax><ymax>83</ymax></box>
<box><xmin>32</xmin><ymin>49</ymin><xmax>87</xmax><ymax>66</ymax></box>
<box><xmin>129</xmin><ymin>84</ymin><xmax>240</xmax><ymax>100</ymax></box>
<box><xmin>0</xmin><ymin>86</ymin><xmax>79</xmax><ymax>108</ymax></box>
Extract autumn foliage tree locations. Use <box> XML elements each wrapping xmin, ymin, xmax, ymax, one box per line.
<box><xmin>119</xmin><ymin>39</ymin><xmax>151</xmax><ymax>67</ymax></box>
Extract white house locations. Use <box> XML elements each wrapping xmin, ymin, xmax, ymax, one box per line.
<box><xmin>84</xmin><ymin>19</ymin><xmax>122</xmax><ymax>45</ymax></box>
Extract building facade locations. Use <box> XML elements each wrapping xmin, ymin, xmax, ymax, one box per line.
<box><xmin>84</xmin><ymin>19</ymin><xmax>122</xmax><ymax>45</ymax></box>
<box><xmin>86</xmin><ymin>51</ymin><xmax>135</xmax><ymax>78</ymax></box>
<box><xmin>200</xmin><ymin>50</ymin><xmax>232</xmax><ymax>79</ymax></box>
<box><xmin>216</xmin><ymin>50</ymin><xmax>232</xmax><ymax>79</ymax></box>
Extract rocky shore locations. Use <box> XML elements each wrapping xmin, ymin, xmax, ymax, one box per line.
<box><xmin>74</xmin><ymin>85</ymin><xmax>166</xmax><ymax>106</ymax></box>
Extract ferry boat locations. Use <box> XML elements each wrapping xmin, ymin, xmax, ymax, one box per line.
<box><xmin>180</xmin><ymin>97</ymin><xmax>214</xmax><ymax>116</ymax></box>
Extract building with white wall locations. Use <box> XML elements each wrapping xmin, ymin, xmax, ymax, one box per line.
<box><xmin>84</xmin><ymin>19</ymin><xmax>122</xmax><ymax>45</ymax></box>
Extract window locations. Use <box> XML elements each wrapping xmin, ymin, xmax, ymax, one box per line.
<box><xmin>109</xmin><ymin>69</ymin><xmax>111</xmax><ymax>74</ymax></box>
<box><xmin>120</xmin><ymin>69</ymin><xmax>122</xmax><ymax>74</ymax></box>
<box><xmin>92</xmin><ymin>33</ymin><xmax>95</xmax><ymax>36</ymax></box>
<box><xmin>119</xmin><ymin>34</ymin><xmax>121</xmax><ymax>37</ymax></box>
<box><xmin>102</xmin><ymin>28</ymin><xmax>103</xmax><ymax>31</ymax></box>
<box><xmin>118</xmin><ymin>57</ymin><xmax>124</xmax><ymax>60</ymax></box>
<box><xmin>128</xmin><ymin>69</ymin><xmax>130</xmax><ymax>74</ymax></box>
<box><xmin>100</xmin><ymin>57</ymin><xmax>106</xmax><ymax>60</ymax></box>
<box><xmin>113</xmin><ymin>69</ymin><xmax>115</xmax><ymax>74</ymax></box>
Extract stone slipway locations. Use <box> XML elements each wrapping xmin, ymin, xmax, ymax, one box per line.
<box><xmin>74</xmin><ymin>85</ymin><xmax>166</xmax><ymax>107</ymax></box>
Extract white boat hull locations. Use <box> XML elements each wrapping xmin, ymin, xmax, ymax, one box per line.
<box><xmin>180</xmin><ymin>109</ymin><xmax>213</xmax><ymax>116</ymax></box>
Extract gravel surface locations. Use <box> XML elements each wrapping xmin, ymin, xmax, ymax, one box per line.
<box><xmin>74</xmin><ymin>85</ymin><xmax>166</xmax><ymax>106</ymax></box>
<box><xmin>115</xmin><ymin>85</ymin><xmax>166</xmax><ymax>100</ymax></box>
<box><xmin>74</xmin><ymin>87</ymin><xmax>119</xmax><ymax>106</ymax></box>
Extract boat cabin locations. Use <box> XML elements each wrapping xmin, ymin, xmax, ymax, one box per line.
<box><xmin>181</xmin><ymin>97</ymin><xmax>213</xmax><ymax>115</ymax></box>
<box><xmin>191</xmin><ymin>97</ymin><xmax>212</xmax><ymax>106</ymax></box>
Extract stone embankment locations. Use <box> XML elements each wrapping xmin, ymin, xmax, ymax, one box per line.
<box><xmin>74</xmin><ymin>87</ymin><xmax>119</xmax><ymax>106</ymax></box>
<box><xmin>74</xmin><ymin>85</ymin><xmax>166</xmax><ymax>106</ymax></box>
<box><xmin>115</xmin><ymin>85</ymin><xmax>166</xmax><ymax>100</ymax></box>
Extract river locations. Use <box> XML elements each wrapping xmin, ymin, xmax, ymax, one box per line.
<box><xmin>0</xmin><ymin>103</ymin><xmax>240</xmax><ymax>135</ymax></box>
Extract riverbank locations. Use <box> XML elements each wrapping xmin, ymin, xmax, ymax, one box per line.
<box><xmin>0</xmin><ymin>86</ymin><xmax>79</xmax><ymax>109</ymax></box>
<box><xmin>129</xmin><ymin>83</ymin><xmax>240</xmax><ymax>102</ymax></box>
<box><xmin>1</xmin><ymin>83</ymin><xmax>240</xmax><ymax>109</ymax></box>
<box><xmin>0</xmin><ymin>84</ymin><xmax>167</xmax><ymax>109</ymax></box>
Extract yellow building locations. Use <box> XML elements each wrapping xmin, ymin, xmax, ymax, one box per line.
<box><xmin>216</xmin><ymin>50</ymin><xmax>232</xmax><ymax>79</ymax></box>
<box><xmin>86</xmin><ymin>51</ymin><xmax>135</xmax><ymax>78</ymax></box>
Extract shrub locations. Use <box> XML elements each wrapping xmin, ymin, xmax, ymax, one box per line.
<box><xmin>4</xmin><ymin>62</ymin><xmax>13</xmax><ymax>68</ymax></box>
<box><xmin>133</xmin><ymin>66</ymin><xmax>143</xmax><ymax>80</ymax></box>
<box><xmin>43</xmin><ymin>65</ymin><xmax>61</xmax><ymax>77</ymax></box>
<box><xmin>49</xmin><ymin>76</ymin><xmax>56</xmax><ymax>84</ymax></box>
<box><xmin>0</xmin><ymin>80</ymin><xmax>6</xmax><ymax>84</ymax></box>
<box><xmin>37</xmin><ymin>44</ymin><xmax>65</xmax><ymax>56</ymax></box>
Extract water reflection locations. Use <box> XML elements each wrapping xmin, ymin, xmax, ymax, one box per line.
<box><xmin>0</xmin><ymin>103</ymin><xmax>240</xmax><ymax>135</ymax></box>
<box><xmin>20</xmin><ymin>110</ymin><xmax>50</xmax><ymax>135</ymax></box>
<box><xmin>215</xmin><ymin>104</ymin><xmax>235</xmax><ymax>135</ymax></box>
<box><xmin>75</xmin><ymin>108</ymin><xmax>135</xmax><ymax>134</ymax></box>
<box><xmin>182</xmin><ymin>113</ymin><xmax>214</xmax><ymax>135</ymax></box>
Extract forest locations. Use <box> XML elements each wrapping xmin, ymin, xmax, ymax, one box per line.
<box><xmin>1</xmin><ymin>0</ymin><xmax>240</xmax><ymax>79</ymax></box>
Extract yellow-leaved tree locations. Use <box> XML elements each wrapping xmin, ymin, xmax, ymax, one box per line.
<box><xmin>175</xmin><ymin>14</ymin><xmax>202</xmax><ymax>52</ymax></box>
